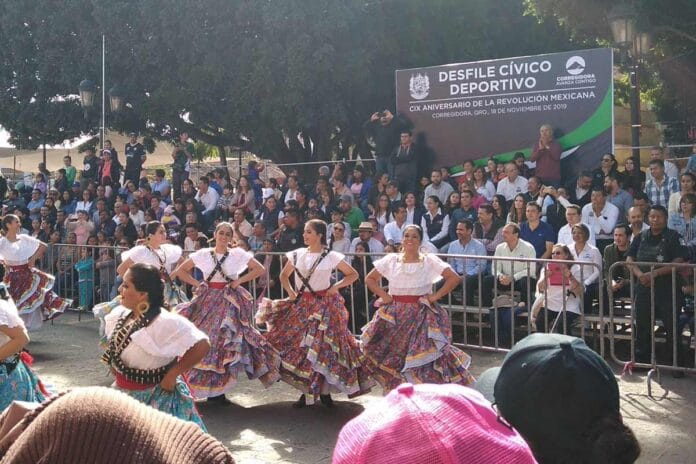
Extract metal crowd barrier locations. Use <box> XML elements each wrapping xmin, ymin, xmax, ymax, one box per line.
<box><xmin>607</xmin><ymin>261</ymin><xmax>696</xmax><ymax>397</ymax></box>
<box><xmin>34</xmin><ymin>246</ymin><xmax>609</xmax><ymax>356</ymax></box>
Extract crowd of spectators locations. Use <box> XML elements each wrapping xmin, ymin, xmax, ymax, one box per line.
<box><xmin>2</xmin><ymin>121</ymin><xmax>695</xmax><ymax>367</ymax></box>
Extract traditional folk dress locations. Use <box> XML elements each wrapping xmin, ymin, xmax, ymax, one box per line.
<box><xmin>361</xmin><ymin>253</ymin><xmax>475</xmax><ymax>393</ymax></box>
<box><xmin>93</xmin><ymin>244</ymin><xmax>187</xmax><ymax>338</ymax></box>
<box><xmin>257</xmin><ymin>248</ymin><xmax>374</xmax><ymax>398</ymax></box>
<box><xmin>176</xmin><ymin>247</ymin><xmax>280</xmax><ymax>399</ymax></box>
<box><xmin>0</xmin><ymin>298</ymin><xmax>49</xmax><ymax>410</ymax></box>
<box><xmin>0</xmin><ymin>235</ymin><xmax>71</xmax><ymax>331</ymax></box>
<box><xmin>102</xmin><ymin>306</ymin><xmax>208</xmax><ymax>428</ymax></box>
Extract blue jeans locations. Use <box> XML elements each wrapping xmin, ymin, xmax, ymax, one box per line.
<box><xmin>489</xmin><ymin>306</ymin><xmax>526</xmax><ymax>346</ymax></box>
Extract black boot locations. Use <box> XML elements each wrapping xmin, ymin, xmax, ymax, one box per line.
<box><xmin>292</xmin><ymin>394</ymin><xmax>306</xmax><ymax>408</ymax></box>
<box><xmin>207</xmin><ymin>394</ymin><xmax>231</xmax><ymax>404</ymax></box>
<box><xmin>320</xmin><ymin>394</ymin><xmax>334</xmax><ymax>408</ymax></box>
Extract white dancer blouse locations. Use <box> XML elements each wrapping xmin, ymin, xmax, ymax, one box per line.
<box><xmin>188</xmin><ymin>247</ymin><xmax>253</xmax><ymax>282</ymax></box>
<box><xmin>0</xmin><ymin>235</ymin><xmax>41</xmax><ymax>266</ymax></box>
<box><xmin>286</xmin><ymin>248</ymin><xmax>344</xmax><ymax>292</ymax></box>
<box><xmin>123</xmin><ymin>244</ymin><xmax>183</xmax><ymax>275</ymax></box>
<box><xmin>0</xmin><ymin>299</ymin><xmax>23</xmax><ymax>354</ymax></box>
<box><xmin>104</xmin><ymin>306</ymin><xmax>208</xmax><ymax>370</ymax></box>
<box><xmin>373</xmin><ymin>253</ymin><xmax>449</xmax><ymax>296</ymax></box>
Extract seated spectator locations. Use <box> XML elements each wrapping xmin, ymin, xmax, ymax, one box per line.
<box><xmin>448</xmin><ymin>189</ymin><xmax>477</xmax><ymax>241</ymax></box>
<box><xmin>338</xmin><ymin>194</ymin><xmax>365</xmax><ymax>236</ymax></box>
<box><xmin>645</xmin><ymin>145</ymin><xmax>679</xmax><ymax>183</ymax></box>
<box><xmin>231</xmin><ymin>207</ymin><xmax>253</xmax><ymax>241</ymax></box>
<box><xmin>367</xmin><ymin>216</ymin><xmax>385</xmax><ymax>244</ymax></box>
<box><xmin>385</xmin><ymin>181</ymin><xmax>402</xmax><ymax>207</ymax></box>
<box><xmin>473</xmin><ymin>204</ymin><xmax>503</xmax><ymax>256</ymax></box>
<box><xmin>349</xmin><ymin>222</ymin><xmax>384</xmax><ymax>258</ymax></box>
<box><xmin>565</xmin><ymin>170</ymin><xmax>593</xmax><ymax>208</ymax></box>
<box><xmin>368</xmin><ymin>194</ymin><xmax>392</xmax><ymax>233</ymax></box>
<box><xmin>27</xmin><ymin>189</ymin><xmax>45</xmax><ymax>221</ymax></box>
<box><xmin>668</xmin><ymin>192</ymin><xmax>696</xmax><ymax>245</ymax></box>
<box><xmin>627</xmin><ymin>206</ymin><xmax>649</xmax><ymax>241</ymax></box>
<box><xmin>605</xmin><ymin>172</ymin><xmax>633</xmax><ymax>221</ymax></box>
<box><xmin>332</xmin><ymin>173</ymin><xmax>351</xmax><ymax>199</ymax></box>
<box><xmin>247</xmin><ymin>221</ymin><xmax>266</xmax><ymax>252</ymax></box>
<box><xmin>194</xmin><ymin>176</ymin><xmax>219</xmax><ymax>232</ymax></box>
<box><xmin>557</xmin><ymin>204</ymin><xmax>596</xmax><ymax>247</ymax></box>
<box><xmin>383</xmin><ymin>204</ymin><xmax>409</xmax><ymax>247</ymax></box>
<box><xmin>447</xmin><ymin>220</ymin><xmax>487</xmax><ymax>305</ymax></box>
<box><xmin>367</xmin><ymin>172</ymin><xmax>389</xmax><ymax>208</ymax></box>
<box><xmin>491</xmin><ymin>194</ymin><xmax>508</xmax><ymax>226</ymax></box>
<box><xmin>421</xmin><ymin>195</ymin><xmax>450</xmax><ymax>249</ymax></box>
<box><xmin>348</xmin><ymin>165</ymin><xmax>372</xmax><ymax>211</ymax></box>
<box><xmin>496</xmin><ymin>162</ymin><xmax>528</xmax><ymax>202</ymax></box>
<box><xmin>506</xmin><ymin>193</ymin><xmax>527</xmax><ymax>224</ymax></box>
<box><xmin>476</xmin><ymin>333</ymin><xmax>641</xmax><ymax>464</ymax></box>
<box><xmin>603</xmin><ymin>224</ymin><xmax>632</xmax><ymax>303</ymax></box>
<box><xmin>180</xmin><ymin>178</ymin><xmax>198</xmax><ymax>202</ymax></box>
<box><xmin>328</xmin><ymin>221</ymin><xmax>350</xmax><ymax>254</ymax></box>
<box><xmin>423</xmin><ymin>168</ymin><xmax>454</xmax><ymax>206</ymax></box>
<box><xmin>276</xmin><ymin>209</ymin><xmax>303</xmax><ymax>252</ymax></box>
<box><xmin>481</xmin><ymin>223</ymin><xmax>536</xmax><ymax>308</ymax></box>
<box><xmin>581</xmin><ymin>188</ymin><xmax>619</xmax><ymax>252</ymax></box>
<box><xmin>472</xmin><ymin>166</ymin><xmax>496</xmax><ymax>201</ymax></box>
<box><xmin>524</xmin><ymin>176</ymin><xmax>543</xmax><ymax>203</ymax></box>
<box><xmin>621</xmin><ymin>155</ymin><xmax>645</xmax><ymax>195</ymax></box>
<box><xmin>645</xmin><ymin>158</ymin><xmax>679</xmax><ymax>207</ymax></box>
<box><xmin>569</xmin><ymin>223</ymin><xmax>603</xmax><ymax>314</ymax></box>
<box><xmin>333</xmin><ymin>382</ymin><xmax>536</xmax><ymax>464</ymax></box>
<box><xmin>591</xmin><ymin>153</ymin><xmax>621</xmax><ymax>189</ymax></box>
<box><xmin>520</xmin><ymin>202</ymin><xmax>555</xmax><ymax>259</ymax></box>
<box><xmin>444</xmin><ymin>191</ymin><xmax>460</xmax><ymax>216</ymax></box>
<box><xmin>668</xmin><ymin>172</ymin><xmax>696</xmax><ymax>218</ymax></box>
<box><xmin>327</xmin><ymin>208</ymin><xmax>352</xmax><ymax>241</ymax></box>
<box><xmin>258</xmin><ymin>195</ymin><xmax>284</xmax><ymax>235</ymax></box>
<box><xmin>66</xmin><ymin>210</ymin><xmax>95</xmax><ymax>245</ymax></box>
<box><xmin>632</xmin><ymin>191</ymin><xmax>650</xmax><ymax>220</ymax></box>
<box><xmin>346</xmin><ymin>240</ymin><xmax>375</xmax><ymax>329</ymax></box>
<box><xmin>231</xmin><ymin>175</ymin><xmax>256</xmax><ymax>216</ymax></box>
<box><xmin>403</xmin><ymin>191</ymin><xmax>424</xmax><ymax>226</ymax></box>
<box><xmin>532</xmin><ymin>244</ymin><xmax>585</xmax><ymax>333</ymax></box>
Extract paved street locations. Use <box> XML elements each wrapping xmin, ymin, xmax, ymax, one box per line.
<box><xmin>29</xmin><ymin>312</ymin><xmax>696</xmax><ymax>464</ymax></box>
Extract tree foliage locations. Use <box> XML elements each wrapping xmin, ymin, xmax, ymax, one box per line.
<box><xmin>0</xmin><ymin>0</ymin><xmax>585</xmax><ymax>164</ymax></box>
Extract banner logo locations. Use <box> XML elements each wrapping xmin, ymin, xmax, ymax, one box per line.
<box><xmin>409</xmin><ymin>73</ymin><xmax>430</xmax><ymax>100</ymax></box>
<box><xmin>565</xmin><ymin>56</ymin><xmax>586</xmax><ymax>75</ymax></box>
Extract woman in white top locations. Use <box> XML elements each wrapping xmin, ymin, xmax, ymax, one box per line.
<box><xmin>257</xmin><ymin>219</ymin><xmax>374</xmax><ymax>407</ymax></box>
<box><xmin>103</xmin><ymin>263</ymin><xmax>210</xmax><ymax>428</ymax></box>
<box><xmin>93</xmin><ymin>221</ymin><xmax>186</xmax><ymax>335</ymax></box>
<box><xmin>569</xmin><ymin>223</ymin><xmax>603</xmax><ymax>314</ymax></box>
<box><xmin>172</xmin><ymin>222</ymin><xmax>280</xmax><ymax>402</ymax></box>
<box><xmin>531</xmin><ymin>244</ymin><xmax>585</xmax><ymax>334</ymax></box>
<box><xmin>328</xmin><ymin>222</ymin><xmax>351</xmax><ymax>255</ymax></box>
<box><xmin>0</xmin><ymin>283</ymin><xmax>48</xmax><ymax>410</ymax></box>
<box><xmin>75</xmin><ymin>189</ymin><xmax>95</xmax><ymax>215</ymax></box>
<box><xmin>472</xmin><ymin>166</ymin><xmax>496</xmax><ymax>201</ymax></box>
<box><xmin>362</xmin><ymin>224</ymin><xmax>475</xmax><ymax>393</ymax></box>
<box><xmin>0</xmin><ymin>214</ymin><xmax>71</xmax><ymax>330</ymax></box>
<box><xmin>421</xmin><ymin>195</ymin><xmax>450</xmax><ymax>249</ymax></box>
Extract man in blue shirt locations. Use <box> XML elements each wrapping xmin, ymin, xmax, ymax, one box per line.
<box><xmin>447</xmin><ymin>220</ymin><xmax>487</xmax><ymax>305</ymax></box>
<box><xmin>520</xmin><ymin>202</ymin><xmax>556</xmax><ymax>259</ymax></box>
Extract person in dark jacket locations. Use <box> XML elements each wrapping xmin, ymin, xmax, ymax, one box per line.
<box><xmin>363</xmin><ymin>109</ymin><xmax>403</xmax><ymax>177</ymax></box>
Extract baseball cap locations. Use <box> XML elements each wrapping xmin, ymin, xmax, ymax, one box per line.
<box><xmin>332</xmin><ymin>383</ymin><xmax>536</xmax><ymax>464</ymax></box>
<box><xmin>476</xmin><ymin>333</ymin><xmax>621</xmax><ymax>459</ymax></box>
<box><xmin>72</xmin><ymin>181</ymin><xmax>81</xmax><ymax>188</ymax></box>
<box><xmin>339</xmin><ymin>193</ymin><xmax>353</xmax><ymax>203</ymax></box>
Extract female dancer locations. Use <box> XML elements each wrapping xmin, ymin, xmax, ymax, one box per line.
<box><xmin>102</xmin><ymin>263</ymin><xmax>210</xmax><ymax>427</ymax></box>
<box><xmin>257</xmin><ymin>219</ymin><xmax>373</xmax><ymax>407</ymax></box>
<box><xmin>172</xmin><ymin>222</ymin><xmax>280</xmax><ymax>401</ymax></box>
<box><xmin>0</xmin><ymin>283</ymin><xmax>49</xmax><ymax>409</ymax></box>
<box><xmin>0</xmin><ymin>215</ymin><xmax>71</xmax><ymax>329</ymax></box>
<box><xmin>93</xmin><ymin>221</ymin><xmax>186</xmax><ymax>337</ymax></box>
<box><xmin>361</xmin><ymin>224</ymin><xmax>475</xmax><ymax>393</ymax></box>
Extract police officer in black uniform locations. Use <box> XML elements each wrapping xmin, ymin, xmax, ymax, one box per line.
<box><xmin>626</xmin><ymin>205</ymin><xmax>686</xmax><ymax>367</ymax></box>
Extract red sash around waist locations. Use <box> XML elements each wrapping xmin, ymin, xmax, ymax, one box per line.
<box><xmin>208</xmin><ymin>282</ymin><xmax>228</xmax><ymax>289</ymax></box>
<box><xmin>392</xmin><ymin>295</ymin><xmax>422</xmax><ymax>303</ymax></box>
<box><xmin>114</xmin><ymin>371</ymin><xmax>157</xmax><ymax>391</ymax></box>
